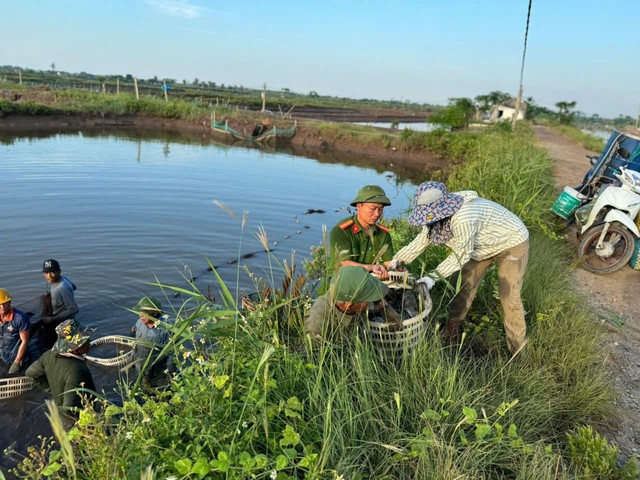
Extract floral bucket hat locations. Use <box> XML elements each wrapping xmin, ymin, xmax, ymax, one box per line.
<box><xmin>408</xmin><ymin>181</ymin><xmax>464</xmax><ymax>226</ymax></box>
<box><xmin>54</xmin><ymin>319</ymin><xmax>91</xmax><ymax>353</ymax></box>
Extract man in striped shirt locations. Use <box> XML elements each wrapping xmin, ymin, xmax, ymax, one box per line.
<box><xmin>388</xmin><ymin>181</ymin><xmax>529</xmax><ymax>354</ymax></box>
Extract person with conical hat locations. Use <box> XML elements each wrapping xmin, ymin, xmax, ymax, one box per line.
<box><xmin>322</xmin><ymin>185</ymin><xmax>395</xmax><ymax>293</ymax></box>
<box><xmin>25</xmin><ymin>319</ymin><xmax>95</xmax><ymax>429</ymax></box>
<box><xmin>0</xmin><ymin>288</ymin><xmax>31</xmax><ymax>374</ymax></box>
<box><xmin>305</xmin><ymin>266</ymin><xmax>389</xmax><ymax>340</ymax></box>
<box><xmin>388</xmin><ymin>181</ymin><xmax>529</xmax><ymax>354</ymax></box>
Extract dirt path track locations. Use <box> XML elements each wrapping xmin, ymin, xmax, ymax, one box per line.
<box><xmin>534</xmin><ymin>125</ymin><xmax>640</xmax><ymax>461</ymax></box>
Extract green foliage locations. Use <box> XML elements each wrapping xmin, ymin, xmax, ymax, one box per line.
<box><xmin>11</xmin><ymin>120</ymin><xmax>634</xmax><ymax>480</ymax></box>
<box><xmin>551</xmin><ymin>124</ymin><xmax>606</xmax><ymax>153</ymax></box>
<box><xmin>429</xmin><ymin>97</ymin><xmax>476</xmax><ymax>129</ymax></box>
<box><xmin>566</xmin><ymin>426</ymin><xmax>639</xmax><ymax>479</ymax></box>
<box><xmin>555</xmin><ymin>101</ymin><xmax>578</xmax><ymax>125</ymax></box>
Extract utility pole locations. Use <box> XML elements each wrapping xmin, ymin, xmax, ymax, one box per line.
<box><xmin>261</xmin><ymin>83</ymin><xmax>266</xmax><ymax>113</ymax></box>
<box><xmin>636</xmin><ymin>104</ymin><xmax>639</xmax><ymax>128</ymax></box>
<box><xmin>512</xmin><ymin>0</ymin><xmax>533</xmax><ymax>130</ymax></box>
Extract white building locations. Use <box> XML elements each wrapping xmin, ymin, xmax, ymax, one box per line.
<box><xmin>489</xmin><ymin>100</ymin><xmax>527</xmax><ymax>123</ymax></box>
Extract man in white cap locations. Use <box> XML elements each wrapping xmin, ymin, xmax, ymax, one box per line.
<box><xmin>388</xmin><ymin>181</ymin><xmax>529</xmax><ymax>354</ymax></box>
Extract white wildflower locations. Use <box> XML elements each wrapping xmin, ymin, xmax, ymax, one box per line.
<box><xmin>125</xmin><ymin>431</ymin><xmax>133</xmax><ymax>439</ymax></box>
<box><xmin>142</xmin><ymin>417</ymin><xmax>151</xmax><ymax>423</ymax></box>
<box><xmin>242</xmin><ymin>421</ymin><xmax>248</xmax><ymax>428</ymax></box>
<box><xmin>270</xmin><ymin>471</ymin><xmax>277</xmax><ymax>480</ymax></box>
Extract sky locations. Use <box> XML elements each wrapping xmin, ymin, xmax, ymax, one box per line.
<box><xmin>2</xmin><ymin>0</ymin><xmax>638</xmax><ymax>119</ymax></box>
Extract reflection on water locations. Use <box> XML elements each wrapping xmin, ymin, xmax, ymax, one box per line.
<box><xmin>0</xmin><ymin>128</ymin><xmax>432</xmax><ymax>462</ymax></box>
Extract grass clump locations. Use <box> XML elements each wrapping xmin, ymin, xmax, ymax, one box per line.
<box><xmin>11</xmin><ymin>122</ymin><xmax>629</xmax><ymax>479</ymax></box>
<box><xmin>550</xmin><ymin>124</ymin><xmax>606</xmax><ymax>153</ymax></box>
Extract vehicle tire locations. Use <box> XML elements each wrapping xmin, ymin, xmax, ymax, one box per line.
<box><xmin>578</xmin><ymin>223</ymin><xmax>636</xmax><ymax>274</ymax></box>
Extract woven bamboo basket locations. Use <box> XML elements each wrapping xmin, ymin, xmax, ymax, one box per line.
<box><xmin>368</xmin><ymin>272</ymin><xmax>433</xmax><ymax>354</ymax></box>
<box><xmin>0</xmin><ymin>376</ymin><xmax>35</xmax><ymax>399</ymax></box>
<box><xmin>85</xmin><ymin>335</ymin><xmax>136</xmax><ymax>367</ymax></box>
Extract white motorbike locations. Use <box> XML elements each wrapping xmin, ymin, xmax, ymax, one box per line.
<box><xmin>575</xmin><ymin>166</ymin><xmax>640</xmax><ymax>274</ymax></box>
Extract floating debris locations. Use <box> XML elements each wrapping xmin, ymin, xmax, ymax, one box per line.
<box><xmin>303</xmin><ymin>209</ymin><xmax>326</xmax><ymax>215</ymax></box>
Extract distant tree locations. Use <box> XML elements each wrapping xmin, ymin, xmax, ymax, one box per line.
<box><xmin>193</xmin><ymin>78</ymin><xmax>199</xmax><ymax>85</ymax></box>
<box><xmin>281</xmin><ymin>87</ymin><xmax>290</xmax><ymax>93</ymax></box>
<box><xmin>124</xmin><ymin>74</ymin><xmax>133</xmax><ymax>82</ymax></box>
<box><xmin>50</xmin><ymin>62</ymin><xmax>56</xmax><ymax>71</ymax></box>
<box><xmin>555</xmin><ymin>101</ymin><xmax>577</xmax><ymax>125</ymax></box>
<box><xmin>474</xmin><ymin>90</ymin><xmax>512</xmax><ymax>115</ymax></box>
<box><xmin>429</xmin><ymin>97</ymin><xmax>475</xmax><ymax>129</ymax></box>
<box><xmin>309</xmin><ymin>91</ymin><xmax>319</xmax><ymax>97</ymax></box>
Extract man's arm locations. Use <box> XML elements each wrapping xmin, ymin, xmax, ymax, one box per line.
<box><xmin>25</xmin><ymin>355</ymin><xmax>46</xmax><ymax>381</ymax></box>
<box><xmin>15</xmin><ymin>329</ymin><xmax>30</xmax><ymax>365</ymax></box>
<box><xmin>392</xmin><ymin>227</ymin><xmax>432</xmax><ymax>266</ymax></box>
<box><xmin>52</xmin><ymin>285</ymin><xmax>79</xmax><ymax>321</ymax></box>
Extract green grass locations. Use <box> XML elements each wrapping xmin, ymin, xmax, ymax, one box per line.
<box><xmin>550</xmin><ymin>124</ymin><xmax>606</xmax><ymax>153</ymax></box>
<box><xmin>9</xmin><ymin>123</ymin><xmax>635</xmax><ymax>480</ymax></box>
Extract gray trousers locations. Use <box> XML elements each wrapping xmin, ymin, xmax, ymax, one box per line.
<box><xmin>444</xmin><ymin>240</ymin><xmax>529</xmax><ymax>353</ymax></box>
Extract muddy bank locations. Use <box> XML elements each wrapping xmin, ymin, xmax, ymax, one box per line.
<box><xmin>0</xmin><ymin>114</ymin><xmax>447</xmax><ymax>183</ymax></box>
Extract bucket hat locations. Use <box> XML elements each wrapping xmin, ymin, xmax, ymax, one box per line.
<box><xmin>332</xmin><ymin>266</ymin><xmax>388</xmax><ymax>303</ymax></box>
<box><xmin>408</xmin><ymin>181</ymin><xmax>464</xmax><ymax>226</ymax></box>
<box><xmin>350</xmin><ymin>185</ymin><xmax>391</xmax><ymax>207</ymax></box>
<box><xmin>53</xmin><ymin>319</ymin><xmax>91</xmax><ymax>353</ymax></box>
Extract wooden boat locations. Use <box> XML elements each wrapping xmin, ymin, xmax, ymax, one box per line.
<box><xmin>211</xmin><ymin>118</ymin><xmax>297</xmax><ymax>146</ymax></box>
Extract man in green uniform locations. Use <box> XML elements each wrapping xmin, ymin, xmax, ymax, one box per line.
<box><xmin>305</xmin><ymin>266</ymin><xmax>389</xmax><ymax>341</ymax></box>
<box><xmin>327</xmin><ymin>185</ymin><xmax>394</xmax><ymax>283</ymax></box>
<box><xmin>26</xmin><ymin>319</ymin><xmax>95</xmax><ymax>429</ymax></box>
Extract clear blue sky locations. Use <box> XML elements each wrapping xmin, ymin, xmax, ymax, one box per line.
<box><xmin>2</xmin><ymin>0</ymin><xmax>638</xmax><ymax>119</ymax></box>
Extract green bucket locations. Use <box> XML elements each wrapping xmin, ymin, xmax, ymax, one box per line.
<box><xmin>551</xmin><ymin>186</ymin><xmax>583</xmax><ymax>219</ymax></box>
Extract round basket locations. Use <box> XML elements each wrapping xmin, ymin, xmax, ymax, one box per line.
<box><xmin>368</xmin><ymin>273</ymin><xmax>433</xmax><ymax>354</ymax></box>
<box><xmin>0</xmin><ymin>376</ymin><xmax>35</xmax><ymax>399</ymax></box>
<box><xmin>85</xmin><ymin>335</ymin><xmax>136</xmax><ymax>367</ymax></box>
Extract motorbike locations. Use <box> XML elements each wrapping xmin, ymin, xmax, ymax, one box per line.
<box><xmin>575</xmin><ymin>166</ymin><xmax>640</xmax><ymax>274</ymax></box>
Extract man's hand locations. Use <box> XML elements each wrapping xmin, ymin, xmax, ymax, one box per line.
<box><xmin>370</xmin><ymin>264</ymin><xmax>389</xmax><ymax>280</ymax></box>
<box><xmin>8</xmin><ymin>362</ymin><xmax>21</xmax><ymax>374</ymax></box>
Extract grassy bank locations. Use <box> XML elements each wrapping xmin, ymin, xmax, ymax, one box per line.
<box><xmin>9</xmin><ymin>125</ymin><xmax>638</xmax><ymax>480</ymax></box>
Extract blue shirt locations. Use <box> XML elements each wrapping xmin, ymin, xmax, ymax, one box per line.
<box><xmin>1</xmin><ymin>308</ymin><xmax>31</xmax><ymax>364</ymax></box>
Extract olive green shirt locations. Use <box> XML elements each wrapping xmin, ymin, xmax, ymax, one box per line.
<box><xmin>328</xmin><ymin>216</ymin><xmax>394</xmax><ymax>272</ymax></box>
<box><xmin>25</xmin><ymin>349</ymin><xmax>95</xmax><ymax>411</ymax></box>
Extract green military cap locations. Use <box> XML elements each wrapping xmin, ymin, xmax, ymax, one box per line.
<box><xmin>350</xmin><ymin>185</ymin><xmax>392</xmax><ymax>207</ymax></box>
<box><xmin>332</xmin><ymin>266</ymin><xmax>388</xmax><ymax>303</ymax></box>
<box><xmin>136</xmin><ymin>296</ymin><xmax>162</xmax><ymax>313</ymax></box>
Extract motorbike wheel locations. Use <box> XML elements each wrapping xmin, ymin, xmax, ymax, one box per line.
<box><xmin>578</xmin><ymin>223</ymin><xmax>636</xmax><ymax>274</ymax></box>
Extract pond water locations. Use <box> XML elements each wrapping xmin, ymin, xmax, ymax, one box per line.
<box><xmin>0</xmin><ymin>129</ymin><xmax>424</xmax><ymax>460</ymax></box>
<box><xmin>354</xmin><ymin>121</ymin><xmax>444</xmax><ymax>132</ymax></box>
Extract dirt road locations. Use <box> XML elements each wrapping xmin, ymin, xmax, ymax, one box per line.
<box><xmin>534</xmin><ymin>125</ymin><xmax>640</xmax><ymax>461</ymax></box>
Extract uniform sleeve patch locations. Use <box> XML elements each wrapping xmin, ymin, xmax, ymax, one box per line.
<box><xmin>339</xmin><ymin>219</ymin><xmax>355</xmax><ymax>230</ymax></box>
